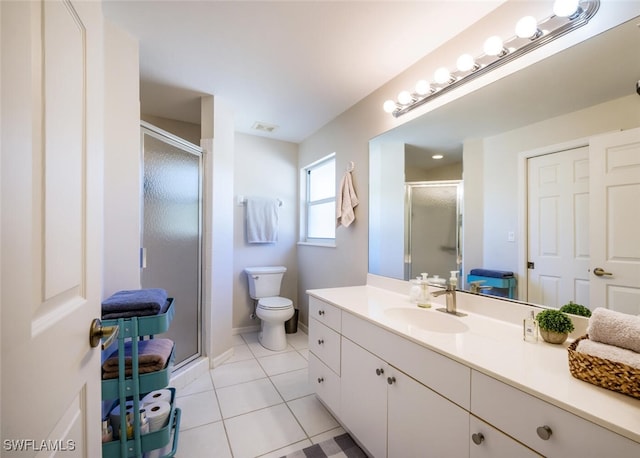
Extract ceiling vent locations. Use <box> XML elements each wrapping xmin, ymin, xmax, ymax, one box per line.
<box><xmin>252</xmin><ymin>121</ymin><xmax>279</xmax><ymax>133</ymax></box>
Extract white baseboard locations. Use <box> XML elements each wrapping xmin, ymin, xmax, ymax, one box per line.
<box><xmin>233</xmin><ymin>324</ymin><xmax>260</xmax><ymax>335</ymax></box>
<box><xmin>298</xmin><ymin>321</ymin><xmax>308</xmax><ymax>335</ymax></box>
<box><xmin>211</xmin><ymin>347</ymin><xmax>234</xmax><ymax>368</ymax></box>
<box><xmin>169</xmin><ymin>356</ymin><xmax>209</xmax><ymax>390</ymax></box>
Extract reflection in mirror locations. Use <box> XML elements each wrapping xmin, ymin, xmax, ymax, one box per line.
<box><xmin>369</xmin><ymin>15</ymin><xmax>640</xmax><ymax>313</ymax></box>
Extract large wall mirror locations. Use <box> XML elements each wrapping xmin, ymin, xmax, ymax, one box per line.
<box><xmin>369</xmin><ymin>13</ymin><xmax>640</xmax><ymax>314</ymax></box>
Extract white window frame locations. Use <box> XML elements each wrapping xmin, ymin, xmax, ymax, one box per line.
<box><xmin>299</xmin><ymin>153</ymin><xmax>336</xmax><ymax>246</ymax></box>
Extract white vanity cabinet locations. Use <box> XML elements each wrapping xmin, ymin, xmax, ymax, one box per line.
<box><xmin>471</xmin><ymin>371</ymin><xmax>640</xmax><ymax>457</ymax></box>
<box><xmin>469</xmin><ymin>415</ymin><xmax>542</xmax><ymax>458</ymax></box>
<box><xmin>308</xmin><ymin>297</ymin><xmax>342</xmax><ymax>416</ymax></box>
<box><xmin>341</xmin><ymin>337</ymin><xmax>469</xmax><ymax>458</ymax></box>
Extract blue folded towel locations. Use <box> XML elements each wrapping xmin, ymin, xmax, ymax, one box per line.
<box><xmin>469</xmin><ymin>269</ymin><xmax>514</xmax><ymax>278</ymax></box>
<box><xmin>101</xmin><ymin>288</ymin><xmax>168</xmax><ymax>319</ymax></box>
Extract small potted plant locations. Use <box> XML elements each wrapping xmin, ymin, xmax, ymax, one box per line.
<box><xmin>536</xmin><ymin>309</ymin><xmax>575</xmax><ymax>344</ymax></box>
<box><xmin>559</xmin><ymin>301</ymin><xmax>592</xmax><ymax>317</ymax></box>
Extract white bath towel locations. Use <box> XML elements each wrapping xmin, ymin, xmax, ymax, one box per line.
<box><xmin>576</xmin><ymin>338</ymin><xmax>640</xmax><ymax>370</ymax></box>
<box><xmin>336</xmin><ymin>171</ymin><xmax>359</xmax><ymax>227</ymax></box>
<box><xmin>587</xmin><ymin>307</ymin><xmax>640</xmax><ymax>354</ymax></box>
<box><xmin>246</xmin><ymin>197</ymin><xmax>279</xmax><ymax>243</ymax></box>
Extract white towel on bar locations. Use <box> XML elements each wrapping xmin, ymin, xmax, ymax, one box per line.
<box><xmin>336</xmin><ymin>171</ymin><xmax>359</xmax><ymax>227</ymax></box>
<box><xmin>246</xmin><ymin>197</ymin><xmax>279</xmax><ymax>243</ymax></box>
<box><xmin>587</xmin><ymin>307</ymin><xmax>640</xmax><ymax>354</ymax></box>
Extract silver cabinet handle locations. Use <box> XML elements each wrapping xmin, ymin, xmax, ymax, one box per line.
<box><xmin>472</xmin><ymin>433</ymin><xmax>485</xmax><ymax>445</ymax></box>
<box><xmin>317</xmin><ymin>339</ymin><xmax>324</xmax><ymax>345</ymax></box>
<box><xmin>387</xmin><ymin>376</ymin><xmax>396</xmax><ymax>385</ymax></box>
<box><xmin>375</xmin><ymin>368</ymin><xmax>384</xmax><ymax>376</ymax></box>
<box><xmin>317</xmin><ymin>377</ymin><xmax>324</xmax><ymax>383</ymax></box>
<box><xmin>536</xmin><ymin>425</ymin><xmax>552</xmax><ymax>440</ymax></box>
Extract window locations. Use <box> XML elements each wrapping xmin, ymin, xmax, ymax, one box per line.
<box><xmin>302</xmin><ymin>154</ymin><xmax>336</xmax><ymax>243</ymax></box>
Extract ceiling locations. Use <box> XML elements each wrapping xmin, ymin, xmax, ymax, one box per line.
<box><xmin>102</xmin><ymin>0</ymin><xmax>507</xmax><ymax>143</ymax></box>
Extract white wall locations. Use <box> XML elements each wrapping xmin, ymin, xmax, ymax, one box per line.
<box><xmin>103</xmin><ymin>21</ymin><xmax>141</xmax><ymax>297</ymax></box>
<box><xmin>141</xmin><ymin>114</ymin><xmax>201</xmax><ymax>146</ymax></box>
<box><xmin>233</xmin><ymin>133</ymin><xmax>298</xmax><ymax>330</ymax></box>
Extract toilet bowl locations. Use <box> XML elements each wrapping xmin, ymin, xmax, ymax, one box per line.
<box><xmin>244</xmin><ymin>266</ymin><xmax>295</xmax><ymax>351</ymax></box>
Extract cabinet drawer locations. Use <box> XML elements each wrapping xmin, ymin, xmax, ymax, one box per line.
<box><xmin>342</xmin><ymin>310</ymin><xmax>470</xmax><ymax>409</ymax></box>
<box><xmin>470</xmin><ymin>415</ymin><xmax>541</xmax><ymax>458</ymax></box>
<box><xmin>471</xmin><ymin>370</ymin><xmax>640</xmax><ymax>457</ymax></box>
<box><xmin>309</xmin><ymin>353</ymin><xmax>340</xmax><ymax>417</ymax></box>
<box><xmin>309</xmin><ymin>296</ymin><xmax>341</xmax><ymax>332</ymax></box>
<box><xmin>309</xmin><ymin>318</ymin><xmax>341</xmax><ymax>375</ymax></box>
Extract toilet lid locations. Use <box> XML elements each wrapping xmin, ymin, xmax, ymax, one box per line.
<box><xmin>257</xmin><ymin>296</ymin><xmax>293</xmax><ymax>310</ymax></box>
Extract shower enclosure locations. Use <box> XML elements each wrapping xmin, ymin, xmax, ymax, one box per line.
<box><xmin>141</xmin><ymin>122</ymin><xmax>202</xmax><ymax>368</ymax></box>
<box><xmin>405</xmin><ymin>181</ymin><xmax>463</xmax><ymax>281</ymax></box>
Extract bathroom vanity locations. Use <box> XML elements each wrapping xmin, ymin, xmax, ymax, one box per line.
<box><xmin>307</xmin><ymin>278</ymin><xmax>640</xmax><ymax>457</ymax></box>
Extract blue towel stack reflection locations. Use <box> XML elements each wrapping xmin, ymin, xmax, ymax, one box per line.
<box><xmin>101</xmin><ymin>288</ymin><xmax>168</xmax><ymax>319</ymax></box>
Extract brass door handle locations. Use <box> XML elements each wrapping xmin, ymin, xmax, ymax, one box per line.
<box><xmin>89</xmin><ymin>319</ymin><xmax>119</xmax><ymax>350</ymax></box>
<box><xmin>593</xmin><ymin>267</ymin><xmax>613</xmax><ymax>277</ymax></box>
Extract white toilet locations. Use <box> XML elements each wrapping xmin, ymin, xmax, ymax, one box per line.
<box><xmin>244</xmin><ymin>266</ymin><xmax>295</xmax><ymax>351</ymax></box>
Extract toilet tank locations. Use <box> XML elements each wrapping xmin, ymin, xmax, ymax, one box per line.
<box><xmin>244</xmin><ymin>266</ymin><xmax>287</xmax><ymax>299</ymax></box>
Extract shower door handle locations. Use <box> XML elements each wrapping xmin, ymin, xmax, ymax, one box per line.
<box><xmin>140</xmin><ymin>247</ymin><xmax>147</xmax><ymax>269</ymax></box>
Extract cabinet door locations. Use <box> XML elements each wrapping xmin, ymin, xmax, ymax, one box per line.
<box><xmin>470</xmin><ymin>416</ymin><xmax>541</xmax><ymax>458</ymax></box>
<box><xmin>341</xmin><ymin>337</ymin><xmax>388</xmax><ymax>458</ymax></box>
<box><xmin>309</xmin><ymin>353</ymin><xmax>340</xmax><ymax>416</ymax></box>
<box><xmin>388</xmin><ymin>368</ymin><xmax>469</xmax><ymax>458</ymax></box>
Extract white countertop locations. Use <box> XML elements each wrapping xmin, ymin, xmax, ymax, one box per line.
<box><xmin>307</xmin><ymin>284</ymin><xmax>640</xmax><ymax>443</ymax></box>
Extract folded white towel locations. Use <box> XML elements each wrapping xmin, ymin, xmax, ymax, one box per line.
<box><xmin>246</xmin><ymin>197</ymin><xmax>279</xmax><ymax>243</ymax></box>
<box><xmin>576</xmin><ymin>338</ymin><xmax>640</xmax><ymax>370</ymax></box>
<box><xmin>336</xmin><ymin>171</ymin><xmax>359</xmax><ymax>227</ymax></box>
<box><xmin>587</xmin><ymin>307</ymin><xmax>640</xmax><ymax>354</ymax></box>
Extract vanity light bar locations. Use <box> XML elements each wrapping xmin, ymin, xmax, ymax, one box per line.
<box><xmin>385</xmin><ymin>0</ymin><xmax>600</xmax><ymax>118</ymax></box>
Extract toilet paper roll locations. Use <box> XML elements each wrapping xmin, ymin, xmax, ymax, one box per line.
<box><xmin>144</xmin><ymin>400</ymin><xmax>171</xmax><ymax>432</ymax></box>
<box><xmin>141</xmin><ymin>389</ymin><xmax>172</xmax><ymax>405</ymax></box>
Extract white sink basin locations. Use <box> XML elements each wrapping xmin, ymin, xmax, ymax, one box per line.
<box><xmin>383</xmin><ymin>308</ymin><xmax>469</xmax><ymax>334</ymax></box>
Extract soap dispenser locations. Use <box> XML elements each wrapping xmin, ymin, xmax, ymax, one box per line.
<box><xmin>417</xmin><ymin>273</ymin><xmax>431</xmax><ymax>308</ymax></box>
<box><xmin>449</xmin><ymin>271</ymin><xmax>459</xmax><ymax>289</ymax></box>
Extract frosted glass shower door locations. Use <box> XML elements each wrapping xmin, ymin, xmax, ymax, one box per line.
<box><xmin>406</xmin><ymin>182</ymin><xmax>462</xmax><ymax>280</ymax></box>
<box><xmin>141</xmin><ymin>125</ymin><xmax>202</xmax><ymax>367</ymax></box>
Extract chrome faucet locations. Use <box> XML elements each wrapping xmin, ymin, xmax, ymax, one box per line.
<box><xmin>469</xmin><ymin>280</ymin><xmax>493</xmax><ymax>295</ymax></box>
<box><xmin>432</xmin><ymin>284</ymin><xmax>466</xmax><ymax>317</ymax></box>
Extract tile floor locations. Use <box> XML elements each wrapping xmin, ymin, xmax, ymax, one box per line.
<box><xmin>172</xmin><ymin>331</ymin><xmax>345</xmax><ymax>458</ymax></box>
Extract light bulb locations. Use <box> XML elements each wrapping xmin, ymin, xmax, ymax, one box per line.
<box><xmin>383</xmin><ymin>100</ymin><xmax>397</xmax><ymax>113</ymax></box>
<box><xmin>398</xmin><ymin>90</ymin><xmax>413</xmax><ymax>105</ymax></box>
<box><xmin>456</xmin><ymin>54</ymin><xmax>476</xmax><ymax>72</ymax></box>
<box><xmin>415</xmin><ymin>80</ymin><xmax>431</xmax><ymax>96</ymax></box>
<box><xmin>434</xmin><ymin>67</ymin><xmax>451</xmax><ymax>85</ymax></box>
<box><xmin>483</xmin><ymin>35</ymin><xmax>505</xmax><ymax>56</ymax></box>
<box><xmin>553</xmin><ymin>0</ymin><xmax>580</xmax><ymax>17</ymax></box>
<box><xmin>432</xmin><ymin>154</ymin><xmax>444</xmax><ymax>160</ymax></box>
<box><xmin>516</xmin><ymin>16</ymin><xmax>539</xmax><ymax>39</ymax></box>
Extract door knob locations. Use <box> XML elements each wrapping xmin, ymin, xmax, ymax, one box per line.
<box><xmin>89</xmin><ymin>319</ymin><xmax>119</xmax><ymax>350</ymax></box>
<box><xmin>593</xmin><ymin>267</ymin><xmax>612</xmax><ymax>277</ymax></box>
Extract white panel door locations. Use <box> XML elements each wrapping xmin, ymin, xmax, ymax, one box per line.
<box><xmin>589</xmin><ymin>128</ymin><xmax>640</xmax><ymax>315</ymax></box>
<box><xmin>1</xmin><ymin>1</ymin><xmax>103</xmax><ymax>456</ymax></box>
<box><xmin>527</xmin><ymin>147</ymin><xmax>590</xmax><ymax>307</ymax></box>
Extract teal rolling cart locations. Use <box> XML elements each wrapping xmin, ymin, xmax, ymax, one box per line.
<box><xmin>101</xmin><ymin>299</ymin><xmax>180</xmax><ymax>458</ymax></box>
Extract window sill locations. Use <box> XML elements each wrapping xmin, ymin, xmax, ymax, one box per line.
<box><xmin>298</xmin><ymin>241</ymin><xmax>336</xmax><ymax>248</ymax></box>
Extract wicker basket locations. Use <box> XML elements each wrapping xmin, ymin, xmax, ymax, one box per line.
<box><xmin>568</xmin><ymin>335</ymin><xmax>640</xmax><ymax>399</ymax></box>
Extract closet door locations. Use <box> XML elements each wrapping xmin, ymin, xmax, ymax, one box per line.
<box><xmin>141</xmin><ymin>125</ymin><xmax>202</xmax><ymax>367</ymax></box>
